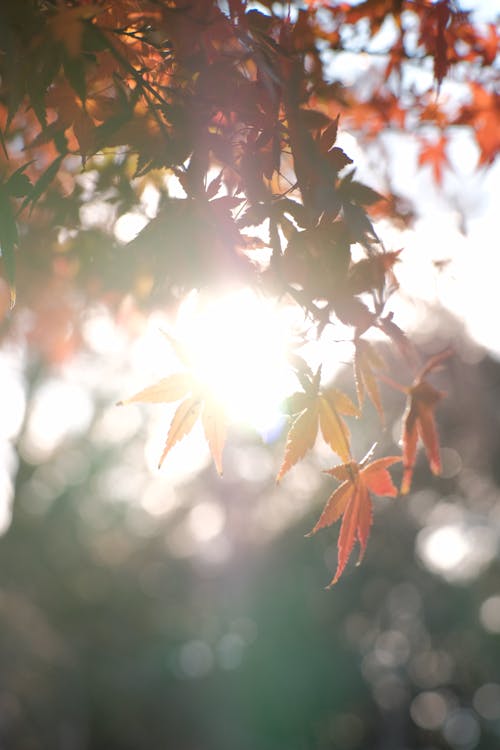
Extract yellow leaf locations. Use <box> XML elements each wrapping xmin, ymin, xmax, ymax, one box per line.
<box><xmin>202</xmin><ymin>398</ymin><xmax>227</xmax><ymax>476</ymax></box>
<box><xmin>318</xmin><ymin>396</ymin><xmax>351</xmax><ymax>463</ymax></box>
<box><xmin>324</xmin><ymin>462</ymin><xmax>358</xmax><ymax>483</ymax></box>
<box><xmin>277</xmin><ymin>404</ymin><xmax>319</xmax><ymax>482</ymax></box>
<box><xmin>322</xmin><ymin>386</ymin><xmax>360</xmax><ymax>417</ymax></box>
<box><xmin>354</xmin><ymin>339</ymin><xmax>385</xmax><ymax>423</ymax></box>
<box><xmin>158</xmin><ymin>397</ymin><xmax>201</xmax><ymax>468</ymax></box>
<box><xmin>117</xmin><ymin>373</ymin><xmax>194</xmax><ymax>405</ymax></box>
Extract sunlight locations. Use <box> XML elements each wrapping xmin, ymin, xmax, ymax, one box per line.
<box><xmin>176</xmin><ymin>289</ymin><xmax>297</xmax><ymax>435</ymax></box>
<box><xmin>416</xmin><ymin>523</ymin><xmax>496</xmax><ymax>583</ymax></box>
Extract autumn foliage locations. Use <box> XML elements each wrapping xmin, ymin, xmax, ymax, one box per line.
<box><xmin>0</xmin><ymin>1</ymin><xmax>497</xmax><ymax>584</ymax></box>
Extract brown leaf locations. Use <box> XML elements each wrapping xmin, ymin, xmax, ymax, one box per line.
<box><xmin>347</xmin><ymin>250</ymin><xmax>402</xmax><ymax>296</ymax></box>
<box><xmin>49</xmin><ymin>4</ymin><xmax>102</xmax><ymax>58</ymax></box>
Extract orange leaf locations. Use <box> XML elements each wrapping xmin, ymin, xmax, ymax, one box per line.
<box><xmin>318</xmin><ymin>395</ymin><xmax>352</xmax><ymax>464</ymax></box>
<box><xmin>158</xmin><ymin>397</ymin><xmax>201</xmax><ymax>468</ymax></box>
<box><xmin>322</xmin><ymin>386</ymin><xmax>360</xmax><ymax>417</ymax></box>
<box><xmin>308</xmin><ymin>457</ymin><xmax>401</xmax><ymax>585</ymax></box>
<box><xmin>277</xmin><ymin>403</ymin><xmax>319</xmax><ymax>482</ymax></box>
<box><xmin>418</xmin><ymin>135</ymin><xmax>449</xmax><ymax>185</ymax></box>
<box><xmin>278</xmin><ymin>379</ymin><xmax>359</xmax><ymax>480</ymax></box>
<box><xmin>354</xmin><ymin>339</ymin><xmax>386</xmax><ymax>423</ymax></box>
<box><xmin>401</xmin><ymin>379</ymin><xmax>445</xmax><ymax>494</ymax></box>
<box><xmin>323</xmin><ymin>464</ymin><xmax>356</xmax><ymax>482</ymax></box>
<box><xmin>308</xmin><ymin>475</ymin><xmax>354</xmax><ymax>536</ymax></box>
<box><xmin>117</xmin><ymin>373</ymin><xmax>194</xmax><ymax>405</ymax></box>
<box><xmin>283</xmin><ymin>391</ymin><xmax>311</xmax><ymax>416</ymax></box>
<box><xmin>202</xmin><ymin>398</ymin><xmax>227</xmax><ymax>476</ymax></box>
<box><xmin>334</xmin><ymin>486</ymin><xmax>364</xmax><ymax>584</ymax></box>
<box><xmin>118</xmin><ymin>334</ymin><xmax>229</xmax><ymax>475</ymax></box>
<box><xmin>49</xmin><ymin>4</ymin><xmax>103</xmax><ymax>58</ymax></box>
<box><xmin>360</xmin><ymin>456</ymin><xmax>400</xmax><ymax>496</ymax></box>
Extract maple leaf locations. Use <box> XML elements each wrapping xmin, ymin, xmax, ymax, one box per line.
<box><xmin>454</xmin><ymin>85</ymin><xmax>500</xmax><ymax>166</ymax></box>
<box><xmin>277</xmin><ymin>369</ymin><xmax>359</xmax><ymax>481</ymax></box>
<box><xmin>307</xmin><ymin>455</ymin><xmax>401</xmax><ymax>586</ymax></box>
<box><xmin>418</xmin><ymin>135</ymin><xmax>449</xmax><ymax>185</ymax></box>
<box><xmin>118</xmin><ymin>340</ymin><xmax>227</xmax><ymax>475</ymax></box>
<box><xmin>400</xmin><ymin>349</ymin><xmax>453</xmax><ymax>494</ymax></box>
<box><xmin>434</xmin><ymin>0</ymin><xmax>451</xmax><ymax>88</ymax></box>
<box><xmin>48</xmin><ymin>4</ymin><xmax>103</xmax><ymax>58</ymax></box>
<box><xmin>158</xmin><ymin>395</ymin><xmax>202</xmax><ymax>467</ymax></box>
<box><xmin>347</xmin><ymin>249</ymin><xmax>402</xmax><ymax>296</ymax></box>
<box><xmin>353</xmin><ymin>338</ymin><xmax>386</xmax><ymax>423</ymax></box>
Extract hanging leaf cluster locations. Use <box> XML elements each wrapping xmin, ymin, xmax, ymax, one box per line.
<box><xmin>0</xmin><ymin>0</ymin><xmax>494</xmax><ymax>584</ymax></box>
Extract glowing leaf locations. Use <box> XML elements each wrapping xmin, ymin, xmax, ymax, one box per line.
<box><xmin>354</xmin><ymin>339</ymin><xmax>386</xmax><ymax>423</ymax></box>
<box><xmin>202</xmin><ymin>397</ymin><xmax>228</xmax><ymax>476</ymax></box>
<box><xmin>319</xmin><ymin>389</ymin><xmax>358</xmax><ymax>464</ymax></box>
<box><xmin>401</xmin><ymin>380</ymin><xmax>443</xmax><ymax>494</ymax></box>
<box><xmin>322</xmin><ymin>387</ymin><xmax>360</xmax><ymax>418</ymax></box>
<box><xmin>117</xmin><ymin>373</ymin><xmax>194</xmax><ymax>405</ymax></box>
<box><xmin>361</xmin><ymin>456</ymin><xmax>401</xmax><ymax>495</ymax></box>
<box><xmin>308</xmin><ymin>457</ymin><xmax>401</xmax><ymax>585</ymax></box>
<box><xmin>278</xmin><ymin>376</ymin><xmax>358</xmax><ymax>481</ymax></box>
<box><xmin>158</xmin><ymin>397</ymin><xmax>201</xmax><ymax>468</ymax></box>
<box><xmin>277</xmin><ymin>402</ymin><xmax>319</xmax><ymax>482</ymax></box>
<box><xmin>401</xmin><ymin>349</ymin><xmax>452</xmax><ymax>494</ymax></box>
<box><xmin>119</xmin><ymin>336</ymin><xmax>227</xmax><ymax>475</ymax></box>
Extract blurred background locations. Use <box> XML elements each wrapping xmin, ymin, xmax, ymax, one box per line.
<box><xmin>1</xmin><ymin>296</ymin><xmax>500</xmax><ymax>750</ymax></box>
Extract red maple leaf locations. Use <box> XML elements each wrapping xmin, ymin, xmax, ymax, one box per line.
<box><xmin>418</xmin><ymin>135</ymin><xmax>450</xmax><ymax>185</ymax></box>
<box><xmin>401</xmin><ymin>349</ymin><xmax>453</xmax><ymax>494</ymax></box>
<box><xmin>307</xmin><ymin>455</ymin><xmax>401</xmax><ymax>586</ymax></box>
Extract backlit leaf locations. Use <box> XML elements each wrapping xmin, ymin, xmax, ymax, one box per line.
<box><xmin>400</xmin><ymin>350</ymin><xmax>452</xmax><ymax>494</ymax></box>
<box><xmin>158</xmin><ymin>396</ymin><xmax>201</xmax><ymax>468</ymax></box>
<box><xmin>318</xmin><ymin>395</ymin><xmax>352</xmax><ymax>464</ymax></box>
<box><xmin>308</xmin><ymin>456</ymin><xmax>401</xmax><ymax>585</ymax></box>
<box><xmin>277</xmin><ymin>403</ymin><xmax>319</xmax><ymax>482</ymax></box>
<box><xmin>119</xmin><ymin>334</ymin><xmax>225</xmax><ymax>474</ymax></box>
<box><xmin>117</xmin><ymin>373</ymin><xmax>194</xmax><ymax>405</ymax></box>
<box><xmin>354</xmin><ymin>339</ymin><xmax>386</xmax><ymax>423</ymax></box>
<box><xmin>202</xmin><ymin>397</ymin><xmax>227</xmax><ymax>476</ymax></box>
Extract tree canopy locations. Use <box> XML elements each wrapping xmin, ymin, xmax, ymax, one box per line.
<box><xmin>0</xmin><ymin>0</ymin><xmax>498</xmax><ymax>584</ymax></box>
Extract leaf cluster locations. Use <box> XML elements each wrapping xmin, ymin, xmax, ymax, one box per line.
<box><xmin>0</xmin><ymin>0</ymin><xmax>495</xmax><ymax>584</ymax></box>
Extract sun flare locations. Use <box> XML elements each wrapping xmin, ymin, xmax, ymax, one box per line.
<box><xmin>175</xmin><ymin>289</ymin><xmax>297</xmax><ymax>435</ymax></box>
